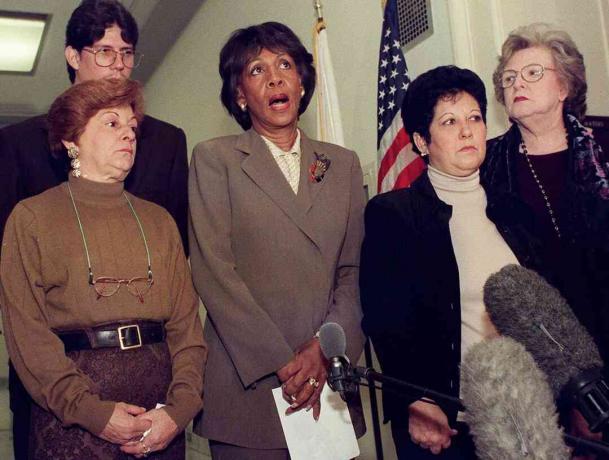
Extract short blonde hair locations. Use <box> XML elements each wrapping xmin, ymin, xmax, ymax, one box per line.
<box><xmin>492</xmin><ymin>23</ymin><xmax>587</xmax><ymax>119</ymax></box>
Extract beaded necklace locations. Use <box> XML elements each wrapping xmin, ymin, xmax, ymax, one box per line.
<box><xmin>519</xmin><ymin>140</ymin><xmax>561</xmax><ymax>238</ymax></box>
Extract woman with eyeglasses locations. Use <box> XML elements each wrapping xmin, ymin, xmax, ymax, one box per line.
<box><xmin>0</xmin><ymin>78</ymin><xmax>206</xmax><ymax>460</ymax></box>
<box><xmin>482</xmin><ymin>23</ymin><xmax>609</xmax><ymax>450</ymax></box>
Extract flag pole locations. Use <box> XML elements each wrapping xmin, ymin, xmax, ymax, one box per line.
<box><xmin>312</xmin><ymin>0</ymin><xmax>344</xmax><ymax>146</ymax></box>
<box><xmin>313</xmin><ymin>1</ymin><xmax>326</xmax><ymax>31</ymax></box>
<box><xmin>314</xmin><ymin>0</ymin><xmax>323</xmax><ymax>19</ymax></box>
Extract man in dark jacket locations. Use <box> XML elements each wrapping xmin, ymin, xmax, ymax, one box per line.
<box><xmin>0</xmin><ymin>2</ymin><xmax>189</xmax><ymax>458</ymax></box>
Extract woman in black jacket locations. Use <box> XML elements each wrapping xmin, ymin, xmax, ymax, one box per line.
<box><xmin>361</xmin><ymin>66</ymin><xmax>518</xmax><ymax>459</ymax></box>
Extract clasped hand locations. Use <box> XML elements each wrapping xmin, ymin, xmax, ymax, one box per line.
<box><xmin>277</xmin><ymin>337</ymin><xmax>328</xmax><ymax>420</ymax></box>
<box><xmin>99</xmin><ymin>402</ymin><xmax>178</xmax><ymax>458</ymax></box>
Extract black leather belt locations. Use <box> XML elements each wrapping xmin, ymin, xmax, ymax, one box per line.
<box><xmin>56</xmin><ymin>321</ymin><xmax>165</xmax><ymax>352</ymax></box>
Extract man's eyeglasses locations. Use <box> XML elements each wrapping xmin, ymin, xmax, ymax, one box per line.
<box><xmin>499</xmin><ymin>63</ymin><xmax>556</xmax><ymax>88</ymax></box>
<box><xmin>82</xmin><ymin>47</ymin><xmax>143</xmax><ymax>69</ymax></box>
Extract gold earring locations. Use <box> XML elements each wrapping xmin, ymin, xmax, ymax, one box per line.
<box><xmin>67</xmin><ymin>146</ymin><xmax>81</xmax><ymax>177</ymax></box>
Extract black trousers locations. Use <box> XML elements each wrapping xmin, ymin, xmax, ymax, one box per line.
<box><xmin>9</xmin><ymin>361</ymin><xmax>31</xmax><ymax>460</ymax></box>
<box><xmin>391</xmin><ymin>420</ymin><xmax>477</xmax><ymax>460</ymax></box>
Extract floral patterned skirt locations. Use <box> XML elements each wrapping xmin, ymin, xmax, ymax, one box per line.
<box><xmin>29</xmin><ymin>342</ymin><xmax>185</xmax><ymax>460</ymax></box>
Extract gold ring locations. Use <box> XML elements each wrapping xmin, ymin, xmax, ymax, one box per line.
<box><xmin>141</xmin><ymin>441</ymin><xmax>152</xmax><ymax>456</ymax></box>
<box><xmin>308</xmin><ymin>377</ymin><xmax>320</xmax><ymax>388</ymax></box>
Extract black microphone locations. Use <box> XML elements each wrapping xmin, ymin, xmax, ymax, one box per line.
<box><xmin>319</xmin><ymin>322</ymin><xmax>357</xmax><ymax>401</ymax></box>
<box><xmin>484</xmin><ymin>264</ymin><xmax>609</xmax><ymax>432</ymax></box>
<box><xmin>461</xmin><ymin>336</ymin><xmax>571</xmax><ymax>459</ymax></box>
<box><xmin>319</xmin><ymin>322</ymin><xmax>464</xmax><ymax>410</ymax></box>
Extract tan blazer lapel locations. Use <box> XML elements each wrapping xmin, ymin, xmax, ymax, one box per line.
<box><xmin>238</xmin><ymin>129</ymin><xmax>320</xmax><ymax>248</ymax></box>
<box><xmin>300</xmin><ymin>133</ymin><xmax>331</xmax><ymax>213</ymax></box>
<box><xmin>295</xmin><ymin>137</ymin><xmax>313</xmax><ymax>212</ymax></box>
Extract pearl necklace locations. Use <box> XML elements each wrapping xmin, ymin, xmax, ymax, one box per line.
<box><xmin>520</xmin><ymin>140</ymin><xmax>561</xmax><ymax>238</ymax></box>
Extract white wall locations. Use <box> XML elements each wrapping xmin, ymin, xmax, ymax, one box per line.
<box><xmin>406</xmin><ymin>0</ymin><xmax>454</xmax><ymax>78</ymax></box>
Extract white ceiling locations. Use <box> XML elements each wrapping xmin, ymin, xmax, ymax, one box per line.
<box><xmin>0</xmin><ymin>0</ymin><xmax>203</xmax><ymax>124</ymax></box>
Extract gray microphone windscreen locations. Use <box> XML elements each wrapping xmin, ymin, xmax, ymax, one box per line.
<box><xmin>461</xmin><ymin>337</ymin><xmax>570</xmax><ymax>460</ymax></box>
<box><xmin>484</xmin><ymin>264</ymin><xmax>603</xmax><ymax>398</ymax></box>
<box><xmin>319</xmin><ymin>322</ymin><xmax>347</xmax><ymax>360</ymax></box>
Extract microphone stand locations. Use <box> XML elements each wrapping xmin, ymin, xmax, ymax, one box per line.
<box><xmin>331</xmin><ymin>364</ymin><xmax>609</xmax><ymax>456</ymax></box>
<box><xmin>564</xmin><ymin>434</ymin><xmax>609</xmax><ymax>456</ymax></box>
<box><xmin>353</xmin><ymin>366</ymin><xmax>465</xmax><ymax>411</ymax></box>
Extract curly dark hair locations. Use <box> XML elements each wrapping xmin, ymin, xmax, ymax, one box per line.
<box><xmin>219</xmin><ymin>22</ymin><xmax>316</xmax><ymax>130</ymax></box>
<box><xmin>401</xmin><ymin>65</ymin><xmax>487</xmax><ymax>155</ymax></box>
<box><xmin>65</xmin><ymin>0</ymin><xmax>138</xmax><ymax>83</ymax></box>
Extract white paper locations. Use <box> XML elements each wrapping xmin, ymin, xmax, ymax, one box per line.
<box><xmin>272</xmin><ymin>384</ymin><xmax>360</xmax><ymax>460</ymax></box>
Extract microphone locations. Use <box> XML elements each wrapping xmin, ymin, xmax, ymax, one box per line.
<box><xmin>484</xmin><ymin>264</ymin><xmax>609</xmax><ymax>432</ymax></box>
<box><xmin>321</xmin><ymin>322</ymin><xmax>609</xmax><ymax>456</ymax></box>
<box><xmin>461</xmin><ymin>337</ymin><xmax>571</xmax><ymax>459</ymax></box>
<box><xmin>319</xmin><ymin>322</ymin><xmax>464</xmax><ymax>409</ymax></box>
<box><xmin>318</xmin><ymin>322</ymin><xmax>357</xmax><ymax>400</ymax></box>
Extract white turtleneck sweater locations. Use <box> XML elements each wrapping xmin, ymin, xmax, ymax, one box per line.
<box><xmin>427</xmin><ymin>165</ymin><xmax>519</xmax><ymax>363</ymax></box>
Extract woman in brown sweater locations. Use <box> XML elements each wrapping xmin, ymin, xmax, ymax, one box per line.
<box><xmin>0</xmin><ymin>79</ymin><xmax>206</xmax><ymax>459</ymax></box>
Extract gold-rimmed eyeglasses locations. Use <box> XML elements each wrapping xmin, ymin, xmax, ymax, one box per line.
<box><xmin>68</xmin><ymin>183</ymin><xmax>154</xmax><ymax>304</ymax></box>
<box><xmin>91</xmin><ymin>274</ymin><xmax>154</xmax><ymax>303</ymax></box>
<box><xmin>499</xmin><ymin>63</ymin><xmax>557</xmax><ymax>88</ymax></box>
<box><xmin>82</xmin><ymin>47</ymin><xmax>143</xmax><ymax>69</ymax></box>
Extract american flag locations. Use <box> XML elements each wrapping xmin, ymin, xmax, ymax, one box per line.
<box><xmin>377</xmin><ymin>0</ymin><xmax>425</xmax><ymax>193</ymax></box>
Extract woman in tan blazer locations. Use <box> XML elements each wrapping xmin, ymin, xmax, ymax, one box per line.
<box><xmin>188</xmin><ymin>22</ymin><xmax>366</xmax><ymax>459</ymax></box>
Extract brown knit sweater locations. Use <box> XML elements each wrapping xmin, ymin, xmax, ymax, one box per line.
<box><xmin>0</xmin><ymin>176</ymin><xmax>206</xmax><ymax>435</ymax></box>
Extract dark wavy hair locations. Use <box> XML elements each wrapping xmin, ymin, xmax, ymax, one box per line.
<box><xmin>219</xmin><ymin>22</ymin><xmax>316</xmax><ymax>130</ymax></box>
<box><xmin>401</xmin><ymin>65</ymin><xmax>487</xmax><ymax>155</ymax></box>
<box><xmin>65</xmin><ymin>0</ymin><xmax>138</xmax><ymax>83</ymax></box>
<box><xmin>48</xmin><ymin>78</ymin><xmax>144</xmax><ymax>153</ymax></box>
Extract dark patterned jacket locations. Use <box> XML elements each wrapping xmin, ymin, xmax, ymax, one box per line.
<box><xmin>482</xmin><ymin>114</ymin><xmax>609</xmax><ymax>362</ymax></box>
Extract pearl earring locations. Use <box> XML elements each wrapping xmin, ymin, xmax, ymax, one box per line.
<box><xmin>239</xmin><ymin>103</ymin><xmax>247</xmax><ymax>112</ymax></box>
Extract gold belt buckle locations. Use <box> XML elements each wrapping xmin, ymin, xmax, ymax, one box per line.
<box><xmin>118</xmin><ymin>324</ymin><xmax>142</xmax><ymax>350</ymax></box>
